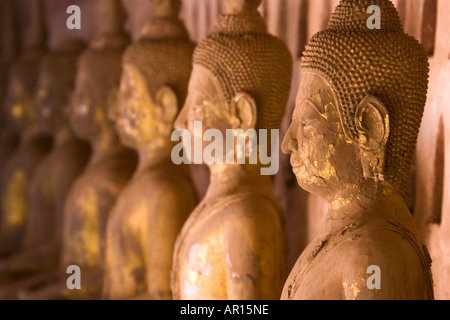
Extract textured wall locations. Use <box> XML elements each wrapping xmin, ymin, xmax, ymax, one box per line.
<box><xmin>3</xmin><ymin>0</ymin><xmax>449</xmax><ymax>299</ymax></box>
<box><xmin>410</xmin><ymin>0</ymin><xmax>450</xmax><ymax>301</ymax></box>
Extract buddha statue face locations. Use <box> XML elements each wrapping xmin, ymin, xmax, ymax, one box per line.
<box><xmin>69</xmin><ymin>1</ymin><xmax>128</xmax><ymax>145</ymax></box>
<box><xmin>5</xmin><ymin>70</ymin><xmax>35</xmax><ymax>131</ymax></box>
<box><xmin>70</xmin><ymin>69</ymin><xmax>109</xmax><ymax>143</ymax></box>
<box><xmin>281</xmin><ymin>0</ymin><xmax>429</xmax><ymax>200</ymax></box>
<box><xmin>111</xmin><ymin>63</ymin><xmax>177</xmax><ymax>151</ymax></box>
<box><xmin>175</xmin><ymin>64</ymin><xmax>256</xmax><ymax>164</ymax></box>
<box><xmin>34</xmin><ymin>70</ymin><xmax>70</xmax><ymax>135</ymax></box>
<box><xmin>34</xmin><ymin>74</ymin><xmax>55</xmax><ymax>134</ymax></box>
<box><xmin>282</xmin><ymin>71</ymin><xmax>389</xmax><ymax>200</ymax></box>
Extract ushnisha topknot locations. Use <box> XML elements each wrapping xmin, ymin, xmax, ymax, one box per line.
<box><xmin>193</xmin><ymin>0</ymin><xmax>293</xmax><ymax>131</ymax></box>
<box><xmin>301</xmin><ymin>0</ymin><xmax>429</xmax><ymax>196</ymax></box>
<box><xmin>328</xmin><ymin>0</ymin><xmax>403</xmax><ymax>32</ymax></box>
<box><xmin>122</xmin><ymin>0</ymin><xmax>194</xmax><ymax>103</ymax></box>
<box><xmin>92</xmin><ymin>0</ymin><xmax>129</xmax><ymax>50</ymax></box>
<box><xmin>77</xmin><ymin>0</ymin><xmax>130</xmax><ymax>111</ymax></box>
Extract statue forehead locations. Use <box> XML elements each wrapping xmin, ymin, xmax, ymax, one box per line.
<box><xmin>120</xmin><ymin>63</ymin><xmax>162</xmax><ymax>108</ymax></box>
<box><xmin>74</xmin><ymin>69</ymin><xmax>98</xmax><ymax>98</ymax></box>
<box><xmin>297</xmin><ymin>70</ymin><xmax>339</xmax><ymax>115</ymax></box>
<box><xmin>189</xmin><ymin>64</ymin><xmax>227</xmax><ymax>106</ymax></box>
<box><xmin>121</xmin><ymin>63</ymin><xmax>148</xmax><ymax>88</ymax></box>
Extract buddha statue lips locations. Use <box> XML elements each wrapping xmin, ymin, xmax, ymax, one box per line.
<box><xmin>102</xmin><ymin>0</ymin><xmax>198</xmax><ymax>300</ymax></box>
<box><xmin>281</xmin><ymin>0</ymin><xmax>433</xmax><ymax>300</ymax></box>
<box><xmin>171</xmin><ymin>0</ymin><xmax>292</xmax><ymax>300</ymax></box>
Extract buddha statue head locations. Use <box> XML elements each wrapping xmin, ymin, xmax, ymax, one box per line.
<box><xmin>34</xmin><ymin>40</ymin><xmax>85</xmax><ymax>135</ymax></box>
<box><xmin>110</xmin><ymin>0</ymin><xmax>194</xmax><ymax>153</ymax></box>
<box><xmin>282</xmin><ymin>0</ymin><xmax>429</xmax><ymax>203</ymax></box>
<box><xmin>174</xmin><ymin>0</ymin><xmax>292</xmax><ymax>166</ymax></box>
<box><xmin>70</xmin><ymin>0</ymin><xmax>129</xmax><ymax>145</ymax></box>
<box><xmin>4</xmin><ymin>0</ymin><xmax>46</xmax><ymax>132</ymax></box>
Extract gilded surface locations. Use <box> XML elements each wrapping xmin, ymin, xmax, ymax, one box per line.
<box><xmin>281</xmin><ymin>0</ymin><xmax>433</xmax><ymax>300</ymax></box>
<box><xmin>0</xmin><ymin>0</ymin><xmax>52</xmax><ymax>256</ymax></box>
<box><xmin>2</xmin><ymin>170</ymin><xmax>26</xmax><ymax>230</ymax></box>
<box><xmin>171</xmin><ymin>0</ymin><xmax>292</xmax><ymax>299</ymax></box>
<box><xmin>18</xmin><ymin>0</ymin><xmax>137</xmax><ymax>300</ymax></box>
<box><xmin>103</xmin><ymin>0</ymin><xmax>197</xmax><ymax>299</ymax></box>
<box><xmin>0</xmin><ymin>40</ymin><xmax>91</xmax><ymax>300</ymax></box>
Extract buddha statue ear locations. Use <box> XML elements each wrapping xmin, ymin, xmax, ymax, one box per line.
<box><xmin>230</xmin><ymin>92</ymin><xmax>257</xmax><ymax>131</ymax></box>
<box><xmin>156</xmin><ymin>86</ymin><xmax>178</xmax><ymax>126</ymax></box>
<box><xmin>354</xmin><ymin>95</ymin><xmax>390</xmax><ymax>181</ymax></box>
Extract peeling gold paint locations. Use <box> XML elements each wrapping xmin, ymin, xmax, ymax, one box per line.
<box><xmin>77</xmin><ymin>190</ymin><xmax>100</xmax><ymax>268</ymax></box>
<box><xmin>2</xmin><ymin>170</ymin><xmax>26</xmax><ymax>229</ymax></box>
<box><xmin>11</xmin><ymin>103</ymin><xmax>24</xmax><ymax>120</ymax></box>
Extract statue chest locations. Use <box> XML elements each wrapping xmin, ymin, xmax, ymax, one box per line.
<box><xmin>282</xmin><ymin>219</ymin><xmax>434</xmax><ymax>300</ymax></box>
<box><xmin>174</xmin><ymin>206</ymin><xmax>228</xmax><ymax>300</ymax></box>
<box><xmin>62</xmin><ymin>162</ymin><xmax>130</xmax><ymax>268</ymax></box>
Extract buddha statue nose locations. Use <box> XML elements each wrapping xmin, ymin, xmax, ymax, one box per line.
<box><xmin>282</xmin><ymin>124</ymin><xmax>298</xmax><ymax>155</ymax></box>
<box><xmin>174</xmin><ymin>102</ymin><xmax>189</xmax><ymax>131</ymax></box>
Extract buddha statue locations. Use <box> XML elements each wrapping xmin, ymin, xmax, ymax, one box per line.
<box><xmin>0</xmin><ymin>0</ymin><xmax>20</xmax><ymax>173</ymax></box>
<box><xmin>0</xmin><ymin>40</ymin><xmax>91</xmax><ymax>297</ymax></box>
<box><xmin>171</xmin><ymin>0</ymin><xmax>292</xmax><ymax>300</ymax></box>
<box><xmin>102</xmin><ymin>0</ymin><xmax>198</xmax><ymax>300</ymax></box>
<box><xmin>18</xmin><ymin>0</ymin><xmax>137</xmax><ymax>300</ymax></box>
<box><xmin>280</xmin><ymin>0</ymin><xmax>433</xmax><ymax>300</ymax></box>
<box><xmin>0</xmin><ymin>0</ymin><xmax>53</xmax><ymax>257</ymax></box>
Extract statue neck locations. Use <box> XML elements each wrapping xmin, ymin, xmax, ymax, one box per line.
<box><xmin>205</xmin><ymin>163</ymin><xmax>274</xmax><ymax>200</ymax></box>
<box><xmin>89</xmin><ymin>131</ymin><xmax>123</xmax><ymax>164</ymax></box>
<box><xmin>137</xmin><ymin>143</ymin><xmax>176</xmax><ymax>175</ymax></box>
<box><xmin>325</xmin><ymin>182</ymin><xmax>407</xmax><ymax>224</ymax></box>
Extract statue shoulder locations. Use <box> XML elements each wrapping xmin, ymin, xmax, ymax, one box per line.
<box><xmin>144</xmin><ymin>171</ymin><xmax>196</xmax><ymax>198</ymax></box>
<box><xmin>334</xmin><ymin>223</ymin><xmax>433</xmax><ymax>300</ymax></box>
<box><xmin>218</xmin><ymin>193</ymin><xmax>282</xmax><ymax>221</ymax></box>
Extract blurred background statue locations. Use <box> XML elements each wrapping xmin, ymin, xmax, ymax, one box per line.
<box><xmin>103</xmin><ymin>0</ymin><xmax>197</xmax><ymax>300</ymax></box>
<box><xmin>0</xmin><ymin>39</ymin><xmax>90</xmax><ymax>299</ymax></box>
<box><xmin>19</xmin><ymin>0</ymin><xmax>137</xmax><ymax>300</ymax></box>
<box><xmin>0</xmin><ymin>0</ymin><xmax>52</xmax><ymax>258</ymax></box>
